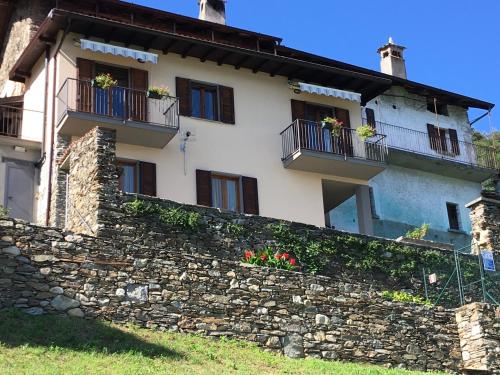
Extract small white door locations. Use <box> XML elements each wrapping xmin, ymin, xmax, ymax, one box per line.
<box><xmin>5</xmin><ymin>163</ymin><xmax>34</xmax><ymax>222</ymax></box>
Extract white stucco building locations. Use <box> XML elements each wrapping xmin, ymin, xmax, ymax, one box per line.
<box><xmin>0</xmin><ymin>0</ymin><xmax>496</xmax><ymax>249</ymax></box>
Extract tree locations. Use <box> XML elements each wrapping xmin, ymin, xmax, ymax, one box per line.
<box><xmin>473</xmin><ymin>131</ymin><xmax>500</xmax><ymax>191</ymax></box>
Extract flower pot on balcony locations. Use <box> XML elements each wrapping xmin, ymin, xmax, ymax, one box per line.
<box><xmin>147</xmin><ymin>91</ymin><xmax>164</xmax><ymax>100</ymax></box>
<box><xmin>92</xmin><ymin>73</ymin><xmax>118</xmax><ymax>90</ymax></box>
<box><xmin>321</xmin><ymin>121</ymin><xmax>333</xmax><ymax>131</ymax></box>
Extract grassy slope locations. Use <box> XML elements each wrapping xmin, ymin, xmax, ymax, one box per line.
<box><xmin>0</xmin><ymin>310</ymin><xmax>446</xmax><ymax>375</ymax></box>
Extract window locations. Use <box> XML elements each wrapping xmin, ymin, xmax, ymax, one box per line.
<box><xmin>447</xmin><ymin>203</ymin><xmax>460</xmax><ymax>231</ymax></box>
<box><xmin>427</xmin><ymin>99</ymin><xmax>449</xmax><ymax>116</ymax></box>
<box><xmin>116</xmin><ymin>159</ymin><xmax>157</xmax><ymax>196</ymax></box>
<box><xmin>117</xmin><ymin>160</ymin><xmax>138</xmax><ymax>193</ymax></box>
<box><xmin>427</xmin><ymin>124</ymin><xmax>461</xmax><ymax>155</ymax></box>
<box><xmin>176</xmin><ymin>77</ymin><xmax>235</xmax><ymax>124</ymax></box>
<box><xmin>196</xmin><ymin>170</ymin><xmax>259</xmax><ymax>215</ymax></box>
<box><xmin>191</xmin><ymin>83</ymin><xmax>218</xmax><ymax>121</ymax></box>
<box><xmin>369</xmin><ymin>187</ymin><xmax>379</xmax><ymax>219</ymax></box>
<box><xmin>211</xmin><ymin>174</ymin><xmax>241</xmax><ymax>212</ymax></box>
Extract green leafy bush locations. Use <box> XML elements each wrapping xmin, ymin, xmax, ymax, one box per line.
<box><xmin>0</xmin><ymin>205</ymin><xmax>8</xmax><ymax>218</ymax></box>
<box><xmin>92</xmin><ymin>73</ymin><xmax>118</xmax><ymax>89</ymax></box>
<box><xmin>405</xmin><ymin>223</ymin><xmax>430</xmax><ymax>240</ymax></box>
<box><xmin>355</xmin><ymin>124</ymin><xmax>376</xmax><ymax>140</ymax></box>
<box><xmin>267</xmin><ymin>222</ymin><xmax>336</xmax><ymax>274</ymax></box>
<box><xmin>123</xmin><ymin>199</ymin><xmax>200</xmax><ymax>231</ymax></box>
<box><xmin>226</xmin><ymin>223</ymin><xmax>246</xmax><ymax>237</ymax></box>
<box><xmin>382</xmin><ymin>290</ymin><xmax>432</xmax><ymax>306</ymax></box>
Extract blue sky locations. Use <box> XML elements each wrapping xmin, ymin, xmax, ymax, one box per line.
<box><xmin>131</xmin><ymin>0</ymin><xmax>499</xmax><ymax>133</ymax></box>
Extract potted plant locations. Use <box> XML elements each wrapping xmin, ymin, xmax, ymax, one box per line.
<box><xmin>322</xmin><ymin>117</ymin><xmax>344</xmax><ymax>137</ymax></box>
<box><xmin>147</xmin><ymin>86</ymin><xmax>170</xmax><ymax>99</ymax></box>
<box><xmin>356</xmin><ymin>124</ymin><xmax>376</xmax><ymax>140</ymax></box>
<box><xmin>91</xmin><ymin>73</ymin><xmax>118</xmax><ymax>90</ymax></box>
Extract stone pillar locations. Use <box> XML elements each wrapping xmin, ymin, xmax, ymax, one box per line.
<box><xmin>355</xmin><ymin>185</ymin><xmax>374</xmax><ymax>236</ymax></box>
<box><xmin>456</xmin><ymin>303</ymin><xmax>500</xmax><ymax>374</ymax></box>
<box><xmin>466</xmin><ymin>193</ymin><xmax>500</xmax><ymax>254</ymax></box>
<box><xmin>49</xmin><ymin>134</ymin><xmax>71</xmax><ymax>228</ymax></box>
<box><xmin>65</xmin><ymin>127</ymin><xmax>119</xmax><ymax>236</ymax></box>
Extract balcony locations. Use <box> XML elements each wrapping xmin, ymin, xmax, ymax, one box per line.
<box><xmin>56</xmin><ymin>78</ymin><xmax>179</xmax><ymax>148</ymax></box>
<box><xmin>366</xmin><ymin>119</ymin><xmax>498</xmax><ymax>182</ymax></box>
<box><xmin>0</xmin><ymin>105</ymin><xmax>21</xmax><ymax>138</ymax></box>
<box><xmin>281</xmin><ymin>119</ymin><xmax>388</xmax><ymax>180</ymax></box>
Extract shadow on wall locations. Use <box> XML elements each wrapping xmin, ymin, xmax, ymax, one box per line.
<box><xmin>0</xmin><ymin>309</ymin><xmax>183</xmax><ymax>360</ymax></box>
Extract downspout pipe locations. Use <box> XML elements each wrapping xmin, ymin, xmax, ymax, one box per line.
<box><xmin>45</xmin><ymin>22</ymin><xmax>71</xmax><ymax>226</ymax></box>
<box><xmin>36</xmin><ymin>44</ymin><xmax>52</xmax><ymax>169</ymax></box>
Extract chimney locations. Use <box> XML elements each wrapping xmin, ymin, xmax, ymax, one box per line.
<box><xmin>198</xmin><ymin>0</ymin><xmax>226</xmax><ymax>25</ymax></box>
<box><xmin>377</xmin><ymin>37</ymin><xmax>407</xmax><ymax>79</ymax></box>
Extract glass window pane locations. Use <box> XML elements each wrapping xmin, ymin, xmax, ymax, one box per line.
<box><xmin>211</xmin><ymin>178</ymin><xmax>223</xmax><ymax>209</ymax></box>
<box><xmin>191</xmin><ymin>88</ymin><xmax>201</xmax><ymax>118</ymax></box>
<box><xmin>121</xmin><ymin>165</ymin><xmax>136</xmax><ymax>193</ymax></box>
<box><xmin>226</xmin><ymin>180</ymin><xmax>238</xmax><ymax>212</ymax></box>
<box><xmin>205</xmin><ymin>90</ymin><xmax>216</xmax><ymax>120</ymax></box>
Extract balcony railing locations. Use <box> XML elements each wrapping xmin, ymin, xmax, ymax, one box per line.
<box><xmin>0</xmin><ymin>105</ymin><xmax>22</xmax><ymax>138</ymax></box>
<box><xmin>281</xmin><ymin>119</ymin><xmax>388</xmax><ymax>163</ymax></box>
<box><xmin>57</xmin><ymin>78</ymin><xmax>179</xmax><ymax>130</ymax></box>
<box><xmin>364</xmin><ymin>119</ymin><xmax>498</xmax><ymax>170</ymax></box>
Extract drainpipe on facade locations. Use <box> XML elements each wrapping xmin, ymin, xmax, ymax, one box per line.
<box><xmin>45</xmin><ymin>23</ymin><xmax>70</xmax><ymax>226</ymax></box>
<box><xmin>36</xmin><ymin>44</ymin><xmax>52</xmax><ymax>171</ymax></box>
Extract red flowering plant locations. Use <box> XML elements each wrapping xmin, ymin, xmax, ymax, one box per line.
<box><xmin>243</xmin><ymin>246</ymin><xmax>298</xmax><ymax>271</ymax></box>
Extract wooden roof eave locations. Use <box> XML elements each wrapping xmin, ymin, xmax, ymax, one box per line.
<box><xmin>10</xmin><ymin>9</ymin><xmax>391</xmax><ymax>103</ymax></box>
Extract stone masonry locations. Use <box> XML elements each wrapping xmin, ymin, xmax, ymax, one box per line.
<box><xmin>3</xmin><ymin>125</ymin><xmax>500</xmax><ymax>372</ymax></box>
<box><xmin>456</xmin><ymin>303</ymin><xmax>500</xmax><ymax>373</ymax></box>
<box><xmin>49</xmin><ymin>134</ymin><xmax>71</xmax><ymax>228</ymax></box>
<box><xmin>64</xmin><ymin>127</ymin><xmax>119</xmax><ymax>236</ymax></box>
<box><xmin>467</xmin><ymin>192</ymin><xmax>500</xmax><ymax>254</ymax></box>
<box><xmin>55</xmin><ymin>127</ymin><xmax>472</xmax><ymax>295</ymax></box>
<box><xmin>0</xmin><ymin>217</ymin><xmax>462</xmax><ymax>372</ymax></box>
<box><xmin>0</xmin><ymin>0</ymin><xmax>54</xmax><ymax>95</ymax></box>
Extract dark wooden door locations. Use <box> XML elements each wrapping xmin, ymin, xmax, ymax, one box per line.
<box><xmin>335</xmin><ymin>107</ymin><xmax>353</xmax><ymax>156</ymax></box>
<box><xmin>130</xmin><ymin>68</ymin><xmax>148</xmax><ymax>122</ymax></box>
<box><xmin>95</xmin><ymin>64</ymin><xmax>129</xmax><ymax>118</ymax></box>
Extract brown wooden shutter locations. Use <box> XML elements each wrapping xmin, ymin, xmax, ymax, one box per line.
<box><xmin>196</xmin><ymin>169</ymin><xmax>212</xmax><ymax>207</ymax></box>
<box><xmin>427</xmin><ymin>124</ymin><xmax>439</xmax><ymax>150</ymax></box>
<box><xmin>219</xmin><ymin>85</ymin><xmax>235</xmax><ymax>124</ymax></box>
<box><xmin>139</xmin><ymin>161</ymin><xmax>157</xmax><ymax>197</ymax></box>
<box><xmin>449</xmin><ymin>129</ymin><xmax>460</xmax><ymax>155</ymax></box>
<box><xmin>291</xmin><ymin>100</ymin><xmax>307</xmax><ymax>148</ymax></box>
<box><xmin>176</xmin><ymin>77</ymin><xmax>191</xmax><ymax>116</ymax></box>
<box><xmin>130</xmin><ymin>68</ymin><xmax>148</xmax><ymax>121</ymax></box>
<box><xmin>365</xmin><ymin>108</ymin><xmax>376</xmax><ymax>128</ymax></box>
<box><xmin>242</xmin><ymin>176</ymin><xmax>259</xmax><ymax>215</ymax></box>
<box><xmin>76</xmin><ymin>58</ymin><xmax>94</xmax><ymax>113</ymax></box>
<box><xmin>291</xmin><ymin>100</ymin><xmax>306</xmax><ymax>121</ymax></box>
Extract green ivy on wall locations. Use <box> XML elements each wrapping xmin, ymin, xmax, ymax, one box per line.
<box><xmin>123</xmin><ymin>199</ymin><xmax>201</xmax><ymax>231</ymax></box>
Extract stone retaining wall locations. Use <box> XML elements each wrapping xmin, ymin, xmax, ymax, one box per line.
<box><xmin>0</xmin><ymin>217</ymin><xmax>462</xmax><ymax>372</ymax></box>
<box><xmin>58</xmin><ymin>127</ymin><xmax>469</xmax><ymax>297</ymax></box>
